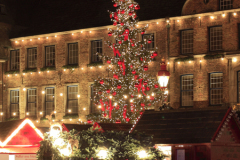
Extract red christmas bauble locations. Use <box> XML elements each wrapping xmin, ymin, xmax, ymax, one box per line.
<box><xmin>132</xmin><ymin>70</ymin><xmax>136</xmax><ymax>74</ymax></box>
<box><xmin>141</xmin><ymin>103</ymin><xmax>145</xmax><ymax>107</ymax></box>
<box><xmin>118</xmin><ymin>61</ymin><xmax>122</xmax><ymax>65</ymax></box>
<box><xmin>108</xmin><ymin>32</ymin><xmax>112</xmax><ymax>36</ymax></box>
<box><xmin>113</xmin><ymin>74</ymin><xmax>118</xmax><ymax>79</ymax></box>
<box><xmin>140</xmin><ymin>111</ymin><xmax>143</xmax><ymax>115</ymax></box>
<box><xmin>121</xmin><ymin>10</ymin><xmax>125</xmax><ymax>14</ymax></box>
<box><xmin>151</xmin><ymin>55</ymin><xmax>155</xmax><ymax>59</ymax></box>
<box><xmin>148</xmin><ymin>39</ymin><xmax>152</xmax><ymax>44</ymax></box>
<box><xmin>131</xmin><ymin>43</ymin><xmax>135</xmax><ymax>47</ymax></box>
<box><xmin>106</xmin><ymin>89</ymin><xmax>111</xmax><ymax>93</ymax></box>
<box><xmin>104</xmin><ymin>113</ymin><xmax>107</xmax><ymax>117</ymax></box>
<box><xmin>134</xmin><ymin>75</ymin><xmax>138</xmax><ymax>79</ymax></box>
<box><xmin>134</xmin><ymin>14</ymin><xmax>137</xmax><ymax>19</ymax></box>
<box><xmin>148</xmin><ymin>103</ymin><xmax>151</xmax><ymax>106</ymax></box>
<box><xmin>135</xmin><ymin>83</ymin><xmax>139</xmax><ymax>88</ymax></box>
<box><xmin>129</xmin><ymin>4</ymin><xmax>134</xmax><ymax>8</ymax></box>
<box><xmin>98</xmin><ymin>91</ymin><xmax>102</xmax><ymax>95</ymax></box>
<box><xmin>130</xmin><ymin>65</ymin><xmax>133</xmax><ymax>69</ymax></box>
<box><xmin>146</xmin><ymin>87</ymin><xmax>150</xmax><ymax>91</ymax></box>
<box><xmin>153</xmin><ymin>52</ymin><xmax>158</xmax><ymax>57</ymax></box>
<box><xmin>154</xmin><ymin>84</ymin><xmax>159</xmax><ymax>88</ymax></box>
<box><xmin>100</xmin><ymin>80</ymin><xmax>104</xmax><ymax>85</ymax></box>
<box><xmin>131</xmin><ymin>95</ymin><xmax>134</xmax><ymax>98</ymax></box>
<box><xmin>121</xmin><ymin>22</ymin><xmax>124</xmax><ymax>26</ymax></box>
<box><xmin>87</xmin><ymin>120</ymin><xmax>92</xmax><ymax>124</ymax></box>
<box><xmin>143</xmin><ymin>81</ymin><xmax>148</xmax><ymax>85</ymax></box>
<box><xmin>144</xmin><ymin>66</ymin><xmax>148</xmax><ymax>71</ymax></box>
<box><xmin>107</xmin><ymin>60</ymin><xmax>111</xmax><ymax>64</ymax></box>
<box><xmin>113</xmin><ymin>3</ymin><xmax>118</xmax><ymax>7</ymax></box>
<box><xmin>113</xmin><ymin>22</ymin><xmax>117</xmax><ymax>26</ymax></box>
<box><xmin>117</xmin><ymin>85</ymin><xmax>121</xmax><ymax>89</ymax></box>
<box><xmin>126</xmin><ymin>118</ymin><xmax>130</xmax><ymax>122</ymax></box>
<box><xmin>135</xmin><ymin>5</ymin><xmax>140</xmax><ymax>10</ymax></box>
<box><xmin>118</xmin><ymin>40</ymin><xmax>122</xmax><ymax>44</ymax></box>
<box><xmin>141</xmin><ymin>31</ymin><xmax>145</xmax><ymax>35</ymax></box>
<box><xmin>150</xmin><ymin>96</ymin><xmax>155</xmax><ymax>100</ymax></box>
<box><xmin>110</xmin><ymin>14</ymin><xmax>113</xmax><ymax>18</ymax></box>
<box><xmin>129</xmin><ymin>12</ymin><xmax>133</xmax><ymax>16</ymax></box>
<box><xmin>112</xmin><ymin>92</ymin><xmax>117</xmax><ymax>96</ymax></box>
<box><xmin>116</xmin><ymin>120</ymin><xmax>121</xmax><ymax>123</ymax></box>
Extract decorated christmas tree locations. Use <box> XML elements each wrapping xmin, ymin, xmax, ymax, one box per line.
<box><xmin>89</xmin><ymin>0</ymin><xmax>164</xmax><ymax>123</ymax></box>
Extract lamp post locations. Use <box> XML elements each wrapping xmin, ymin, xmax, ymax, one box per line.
<box><xmin>157</xmin><ymin>58</ymin><xmax>170</xmax><ymax>110</ymax></box>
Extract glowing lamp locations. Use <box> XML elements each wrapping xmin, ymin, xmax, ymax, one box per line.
<box><xmin>157</xmin><ymin>59</ymin><xmax>170</xmax><ymax>89</ymax></box>
<box><xmin>137</xmin><ymin>150</ymin><xmax>148</xmax><ymax>159</ymax></box>
<box><xmin>97</xmin><ymin>149</ymin><xmax>108</xmax><ymax>159</ymax></box>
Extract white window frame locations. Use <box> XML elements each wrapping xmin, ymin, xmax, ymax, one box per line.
<box><xmin>27</xmin><ymin>48</ymin><xmax>37</xmax><ymax>68</ymax></box>
<box><xmin>209</xmin><ymin>26</ymin><xmax>222</xmax><ymax>51</ymax></box>
<box><xmin>181</xmin><ymin>75</ymin><xmax>194</xmax><ymax>107</ymax></box>
<box><xmin>220</xmin><ymin>0</ymin><xmax>233</xmax><ymax>10</ymax></box>
<box><xmin>10</xmin><ymin>50</ymin><xmax>20</xmax><ymax>71</ymax></box>
<box><xmin>68</xmin><ymin>43</ymin><xmax>78</xmax><ymax>65</ymax></box>
<box><xmin>181</xmin><ymin>29</ymin><xmax>194</xmax><ymax>54</ymax></box>
<box><xmin>26</xmin><ymin>88</ymin><xmax>37</xmax><ymax>117</ymax></box>
<box><xmin>45</xmin><ymin>45</ymin><xmax>55</xmax><ymax>67</ymax></box>
<box><xmin>65</xmin><ymin>84</ymin><xmax>79</xmax><ymax>115</ymax></box>
<box><xmin>210</xmin><ymin>72</ymin><xmax>223</xmax><ymax>105</ymax></box>
<box><xmin>10</xmin><ymin>89</ymin><xmax>19</xmax><ymax>118</ymax></box>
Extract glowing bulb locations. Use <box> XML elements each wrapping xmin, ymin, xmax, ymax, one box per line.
<box><xmin>60</xmin><ymin>93</ymin><xmax>63</xmax><ymax>96</ymax></box>
<box><xmin>233</xmin><ymin>12</ymin><xmax>237</xmax><ymax>16</ymax></box>
<box><xmin>39</xmin><ymin>112</ymin><xmax>43</xmax><ymax>115</ymax></box>
<box><xmin>99</xmin><ymin>66</ymin><xmax>102</xmax><ymax>68</ymax></box>
<box><xmin>13</xmin><ymin>113</ymin><xmax>16</xmax><ymax>116</ymax></box>
<box><xmin>72</xmin><ymin>68</ymin><xmax>74</xmax><ymax>70</ymax></box>
<box><xmin>15</xmin><ymin>41</ymin><xmax>18</xmax><ymax>43</ymax></box>
<box><xmin>124</xmin><ymin>95</ymin><xmax>127</xmax><ymax>99</ymax></box>
<box><xmin>137</xmin><ymin>150</ymin><xmax>148</xmax><ymax>158</ymax></box>
<box><xmin>130</xmin><ymin>99</ymin><xmax>133</xmax><ymax>102</ymax></box>
<box><xmin>210</xmin><ymin>16</ymin><xmax>214</xmax><ymax>19</ymax></box>
<box><xmin>54</xmin><ymin>111</ymin><xmax>57</xmax><ymax>114</ymax></box>
<box><xmin>77</xmin><ymin>95</ymin><xmax>80</xmax><ymax>98</ymax></box>
<box><xmin>15</xmin><ymin>74</ymin><xmax>17</xmax><ymax>76</ymax></box>
<box><xmin>23</xmin><ymin>73</ymin><xmax>25</xmax><ymax>75</ymax></box>
<box><xmin>36</xmin><ymin>120</ymin><xmax>39</xmax><ymax>123</ymax></box>
<box><xmin>233</xmin><ymin>58</ymin><xmax>237</xmax><ymax>62</ymax></box>
<box><xmin>109</xmin><ymin>96</ymin><xmax>113</xmax><ymax>99</ymax></box>
<box><xmin>189</xmin><ymin>61</ymin><xmax>191</xmax><ymax>63</ymax></box>
<box><xmin>138</xmin><ymin>94</ymin><xmax>141</xmax><ymax>98</ymax></box>
<box><xmin>177</xmin><ymin>20</ymin><xmax>179</xmax><ymax>22</ymax></box>
<box><xmin>83</xmin><ymin>108</ymin><xmax>86</xmax><ymax>111</ymax></box>
<box><xmin>199</xmin><ymin>16</ymin><xmax>201</xmax><ymax>19</ymax></box>
<box><xmin>26</xmin><ymin>112</ymin><xmax>29</xmax><ymax>115</ymax></box>
<box><xmin>98</xmin><ymin>105</ymin><xmax>101</xmax><ymax>108</ymax></box>
<box><xmin>222</xmin><ymin>13</ymin><xmax>225</xmax><ymax>17</ymax></box>
<box><xmin>164</xmin><ymin>90</ymin><xmax>169</xmax><ymax>95</ymax></box>
<box><xmin>81</xmin><ymin>68</ymin><xmax>83</xmax><ymax>70</ymax></box>
<box><xmin>46</xmin><ymin>37</ymin><xmax>49</xmax><ymax>39</ymax></box>
<box><xmin>114</xmin><ymin>103</ymin><xmax>117</xmax><ymax>106</ymax></box>
<box><xmin>38</xmin><ymin>38</ymin><xmax>40</xmax><ymax>40</ymax></box>
<box><xmin>72</xmin><ymin>33</ymin><xmax>74</xmax><ymax>35</ymax></box>
<box><xmin>90</xmin><ymin>31</ymin><xmax>92</xmax><ymax>33</ymax></box>
<box><xmin>31</xmin><ymin>72</ymin><xmax>32</xmax><ymax>74</ymax></box>
<box><xmin>221</xmin><ymin>58</ymin><xmax>224</xmax><ymax>60</ymax></box>
<box><xmin>78</xmin><ymin>119</ymin><xmax>81</xmax><ymax>121</ymax></box>
<box><xmin>64</xmin><ymin>69</ymin><xmax>66</xmax><ymax>71</ymax></box>
<box><xmin>42</xmin><ymin>91</ymin><xmax>45</xmax><ymax>94</ymax></box>
<box><xmin>178</xmin><ymin>62</ymin><xmax>180</xmax><ymax>64</ymax></box>
<box><xmin>157</xmin><ymin>22</ymin><xmax>159</xmax><ymax>24</ymax></box>
<box><xmin>47</xmin><ymin>70</ymin><xmax>49</xmax><ymax>73</ymax></box>
<box><xmin>0</xmin><ymin>112</ymin><xmax>3</xmax><ymax>116</ymax></box>
<box><xmin>147</xmin><ymin>96</ymin><xmax>150</xmax><ymax>99</ymax></box>
<box><xmin>200</xmin><ymin>60</ymin><xmax>202</xmax><ymax>63</ymax></box>
<box><xmin>30</xmin><ymin>39</ymin><xmax>32</xmax><ymax>41</ymax></box>
<box><xmin>7</xmin><ymin>75</ymin><xmax>9</xmax><ymax>77</ymax></box>
<box><xmin>68</xmin><ymin>109</ymin><xmax>71</xmax><ymax>113</ymax></box>
<box><xmin>90</xmin><ymin>67</ymin><xmax>93</xmax><ymax>69</ymax></box>
<box><xmin>55</xmin><ymin>35</ymin><xmax>57</xmax><ymax>37</ymax></box>
<box><xmin>70</xmin><ymin>119</ymin><xmax>72</xmax><ymax>121</ymax></box>
<box><xmin>22</xmin><ymin>40</ymin><xmax>24</xmax><ymax>42</ymax></box>
<box><xmin>151</xmin><ymin>93</ymin><xmax>155</xmax><ymax>96</ymax></box>
<box><xmin>23</xmin><ymin>88</ymin><xmax>26</xmax><ymax>91</ymax></box>
<box><xmin>166</xmin><ymin>20</ymin><xmax>169</xmax><ymax>23</ymax></box>
<box><xmin>81</xmin><ymin>31</ymin><xmax>83</xmax><ymax>33</ymax></box>
<box><xmin>167</xmin><ymin>62</ymin><xmax>170</xmax><ymax>64</ymax></box>
<box><xmin>39</xmin><ymin>71</ymin><xmax>41</xmax><ymax>74</ymax></box>
<box><xmin>97</xmin><ymin>150</ymin><xmax>108</xmax><ymax>159</ymax></box>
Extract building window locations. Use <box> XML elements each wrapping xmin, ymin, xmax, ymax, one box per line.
<box><xmin>209</xmin><ymin>26</ymin><xmax>222</xmax><ymax>51</ymax></box>
<box><xmin>90</xmin><ymin>85</ymin><xmax>100</xmax><ymax>113</ymax></box>
<box><xmin>27</xmin><ymin>89</ymin><xmax>37</xmax><ymax>116</ymax></box>
<box><xmin>10</xmin><ymin>90</ymin><xmax>19</xmax><ymax>117</ymax></box>
<box><xmin>181</xmin><ymin>75</ymin><xmax>193</xmax><ymax>107</ymax></box>
<box><xmin>45</xmin><ymin>87</ymin><xmax>55</xmax><ymax>116</ymax></box>
<box><xmin>27</xmin><ymin>48</ymin><xmax>37</xmax><ymax>68</ymax></box>
<box><xmin>45</xmin><ymin>46</ymin><xmax>55</xmax><ymax>67</ymax></box>
<box><xmin>67</xmin><ymin>85</ymin><xmax>78</xmax><ymax>114</ymax></box>
<box><xmin>181</xmin><ymin>30</ymin><xmax>193</xmax><ymax>54</ymax></box>
<box><xmin>210</xmin><ymin>72</ymin><xmax>223</xmax><ymax>105</ymax></box>
<box><xmin>142</xmin><ymin>33</ymin><xmax>155</xmax><ymax>50</ymax></box>
<box><xmin>220</xmin><ymin>0</ymin><xmax>233</xmax><ymax>10</ymax></box>
<box><xmin>68</xmin><ymin>43</ymin><xmax>78</xmax><ymax>65</ymax></box>
<box><xmin>10</xmin><ymin>50</ymin><xmax>20</xmax><ymax>71</ymax></box>
<box><xmin>91</xmin><ymin>40</ymin><xmax>102</xmax><ymax>63</ymax></box>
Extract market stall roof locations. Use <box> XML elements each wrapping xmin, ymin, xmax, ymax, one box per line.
<box><xmin>64</xmin><ymin>123</ymin><xmax>132</xmax><ymax>132</ymax></box>
<box><xmin>132</xmin><ymin>107</ymin><xmax>239</xmax><ymax>144</ymax></box>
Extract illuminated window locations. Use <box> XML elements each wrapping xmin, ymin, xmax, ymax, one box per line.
<box><xmin>68</xmin><ymin>43</ymin><xmax>78</xmax><ymax>65</ymax></box>
<box><xmin>45</xmin><ymin>87</ymin><xmax>55</xmax><ymax>116</ymax></box>
<box><xmin>181</xmin><ymin>30</ymin><xmax>193</xmax><ymax>54</ymax></box>
<box><xmin>142</xmin><ymin>33</ymin><xmax>155</xmax><ymax>50</ymax></box>
<box><xmin>10</xmin><ymin>90</ymin><xmax>19</xmax><ymax>117</ymax></box>
<box><xmin>220</xmin><ymin>0</ymin><xmax>232</xmax><ymax>10</ymax></box>
<box><xmin>209</xmin><ymin>26</ymin><xmax>222</xmax><ymax>51</ymax></box>
<box><xmin>27</xmin><ymin>48</ymin><xmax>37</xmax><ymax>68</ymax></box>
<box><xmin>45</xmin><ymin>46</ymin><xmax>55</xmax><ymax>67</ymax></box>
<box><xmin>67</xmin><ymin>85</ymin><xmax>78</xmax><ymax>114</ymax></box>
<box><xmin>91</xmin><ymin>40</ymin><xmax>102</xmax><ymax>63</ymax></box>
<box><xmin>181</xmin><ymin>75</ymin><xmax>193</xmax><ymax>107</ymax></box>
<box><xmin>10</xmin><ymin>50</ymin><xmax>20</xmax><ymax>71</ymax></box>
<box><xmin>27</xmin><ymin>88</ymin><xmax>37</xmax><ymax>116</ymax></box>
<box><xmin>210</xmin><ymin>72</ymin><xmax>223</xmax><ymax>105</ymax></box>
<box><xmin>90</xmin><ymin>84</ymin><xmax>100</xmax><ymax>113</ymax></box>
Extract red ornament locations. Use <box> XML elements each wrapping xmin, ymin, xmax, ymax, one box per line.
<box><xmin>141</xmin><ymin>103</ymin><xmax>145</xmax><ymax>107</ymax></box>
<box><xmin>148</xmin><ymin>39</ymin><xmax>152</xmax><ymax>44</ymax></box>
<box><xmin>87</xmin><ymin>120</ymin><xmax>92</xmax><ymax>124</ymax></box>
<box><xmin>113</xmin><ymin>74</ymin><xmax>118</xmax><ymax>79</ymax></box>
<box><xmin>141</xmin><ymin>31</ymin><xmax>145</xmax><ymax>35</ymax></box>
<box><xmin>113</xmin><ymin>3</ymin><xmax>118</xmax><ymax>7</ymax></box>
<box><xmin>144</xmin><ymin>66</ymin><xmax>148</xmax><ymax>71</ymax></box>
<box><xmin>146</xmin><ymin>87</ymin><xmax>150</xmax><ymax>91</ymax></box>
<box><xmin>150</xmin><ymin>96</ymin><xmax>155</xmax><ymax>100</ymax></box>
<box><xmin>107</xmin><ymin>60</ymin><xmax>111</xmax><ymax>64</ymax></box>
<box><xmin>134</xmin><ymin>75</ymin><xmax>138</xmax><ymax>79</ymax></box>
<box><xmin>131</xmin><ymin>95</ymin><xmax>134</xmax><ymax>98</ymax></box>
<box><xmin>129</xmin><ymin>12</ymin><xmax>133</xmax><ymax>16</ymax></box>
<box><xmin>106</xmin><ymin>89</ymin><xmax>111</xmax><ymax>93</ymax></box>
<box><xmin>135</xmin><ymin>83</ymin><xmax>139</xmax><ymax>88</ymax></box>
<box><xmin>129</xmin><ymin>4</ymin><xmax>134</xmax><ymax>8</ymax></box>
<box><xmin>140</xmin><ymin>111</ymin><xmax>143</xmax><ymax>115</ymax></box>
<box><xmin>132</xmin><ymin>70</ymin><xmax>136</xmax><ymax>74</ymax></box>
<box><xmin>143</xmin><ymin>81</ymin><xmax>148</xmax><ymax>85</ymax></box>
<box><xmin>134</xmin><ymin>14</ymin><xmax>137</xmax><ymax>19</ymax></box>
<box><xmin>116</xmin><ymin>120</ymin><xmax>121</xmax><ymax>123</ymax></box>
<box><xmin>130</xmin><ymin>65</ymin><xmax>133</xmax><ymax>69</ymax></box>
<box><xmin>110</xmin><ymin>14</ymin><xmax>113</xmax><ymax>18</ymax></box>
<box><xmin>126</xmin><ymin>118</ymin><xmax>130</xmax><ymax>122</ymax></box>
<box><xmin>121</xmin><ymin>10</ymin><xmax>125</xmax><ymax>14</ymax></box>
<box><xmin>98</xmin><ymin>91</ymin><xmax>102</xmax><ymax>95</ymax></box>
<box><xmin>118</xmin><ymin>40</ymin><xmax>122</xmax><ymax>44</ymax></box>
<box><xmin>153</xmin><ymin>52</ymin><xmax>158</xmax><ymax>57</ymax></box>
<box><xmin>108</xmin><ymin>32</ymin><xmax>112</xmax><ymax>36</ymax></box>
<box><xmin>118</xmin><ymin>61</ymin><xmax>123</xmax><ymax>65</ymax></box>
<box><xmin>113</xmin><ymin>22</ymin><xmax>117</xmax><ymax>26</ymax></box>
<box><xmin>131</xmin><ymin>43</ymin><xmax>135</xmax><ymax>47</ymax></box>
<box><xmin>151</xmin><ymin>55</ymin><xmax>155</xmax><ymax>59</ymax></box>
<box><xmin>148</xmin><ymin>103</ymin><xmax>151</xmax><ymax>106</ymax></box>
<box><xmin>104</xmin><ymin>113</ymin><xmax>107</xmax><ymax>117</ymax></box>
<box><xmin>135</xmin><ymin>5</ymin><xmax>140</xmax><ymax>10</ymax></box>
<box><xmin>117</xmin><ymin>85</ymin><xmax>122</xmax><ymax>89</ymax></box>
<box><xmin>154</xmin><ymin>84</ymin><xmax>159</xmax><ymax>88</ymax></box>
<box><xmin>100</xmin><ymin>80</ymin><xmax>104</xmax><ymax>85</ymax></box>
<box><xmin>121</xmin><ymin>22</ymin><xmax>124</xmax><ymax>26</ymax></box>
<box><xmin>112</xmin><ymin>92</ymin><xmax>117</xmax><ymax>96</ymax></box>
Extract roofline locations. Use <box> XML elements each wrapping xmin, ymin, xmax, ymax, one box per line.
<box><xmin>10</xmin><ymin>8</ymin><xmax>240</xmax><ymax>41</ymax></box>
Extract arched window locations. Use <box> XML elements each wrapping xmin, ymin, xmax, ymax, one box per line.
<box><xmin>220</xmin><ymin>0</ymin><xmax>233</xmax><ymax>10</ymax></box>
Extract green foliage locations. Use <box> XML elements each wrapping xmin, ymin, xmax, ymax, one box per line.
<box><xmin>6</xmin><ymin>117</ymin><xmax>19</xmax><ymax>121</ymax></box>
<box><xmin>40</xmin><ymin>67</ymin><xmax>56</xmax><ymax>71</ymax></box>
<box><xmin>37</xmin><ymin>129</ymin><xmax>165</xmax><ymax>160</ymax></box>
<box><xmin>86</xmin><ymin>113</ymin><xmax>102</xmax><ymax>122</ymax></box>
<box><xmin>62</xmin><ymin>64</ymin><xmax>79</xmax><ymax>70</ymax></box>
<box><xmin>204</xmin><ymin>54</ymin><xmax>224</xmax><ymax>60</ymax></box>
<box><xmin>87</xmin><ymin>62</ymin><xmax>104</xmax><ymax>67</ymax></box>
<box><xmin>22</xmin><ymin>68</ymin><xmax>37</xmax><ymax>73</ymax></box>
<box><xmin>63</xmin><ymin>114</ymin><xmax>79</xmax><ymax>119</ymax></box>
<box><xmin>174</xmin><ymin>57</ymin><xmax>194</xmax><ymax>62</ymax></box>
<box><xmin>5</xmin><ymin>70</ymin><xmax>20</xmax><ymax>75</ymax></box>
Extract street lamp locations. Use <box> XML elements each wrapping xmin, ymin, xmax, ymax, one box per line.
<box><xmin>157</xmin><ymin>58</ymin><xmax>170</xmax><ymax>90</ymax></box>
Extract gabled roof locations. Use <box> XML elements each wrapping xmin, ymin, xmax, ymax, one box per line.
<box><xmin>133</xmin><ymin>107</ymin><xmax>231</xmax><ymax>144</ymax></box>
<box><xmin>7</xmin><ymin>0</ymin><xmax>187</xmax><ymax>38</ymax></box>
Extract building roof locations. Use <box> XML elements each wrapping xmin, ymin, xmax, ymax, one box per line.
<box><xmin>133</xmin><ymin>107</ymin><xmax>230</xmax><ymax>144</ymax></box>
<box><xmin>6</xmin><ymin>0</ymin><xmax>187</xmax><ymax>38</ymax></box>
<box><xmin>64</xmin><ymin>123</ymin><xmax>132</xmax><ymax>132</ymax></box>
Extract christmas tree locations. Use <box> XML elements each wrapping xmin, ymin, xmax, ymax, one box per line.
<box><xmin>89</xmin><ymin>0</ymin><xmax>164</xmax><ymax>123</ymax></box>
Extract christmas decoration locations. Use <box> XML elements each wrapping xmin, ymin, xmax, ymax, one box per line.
<box><xmin>89</xmin><ymin>0</ymin><xmax>164</xmax><ymax>123</ymax></box>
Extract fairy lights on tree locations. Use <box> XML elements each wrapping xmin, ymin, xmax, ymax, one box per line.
<box><xmin>90</xmin><ymin>0</ymin><xmax>164</xmax><ymax>123</ymax></box>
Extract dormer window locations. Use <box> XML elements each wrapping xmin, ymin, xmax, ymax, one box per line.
<box><xmin>0</xmin><ymin>5</ymin><xmax>6</xmax><ymax>15</ymax></box>
<box><xmin>220</xmin><ymin>0</ymin><xmax>233</xmax><ymax>10</ymax></box>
